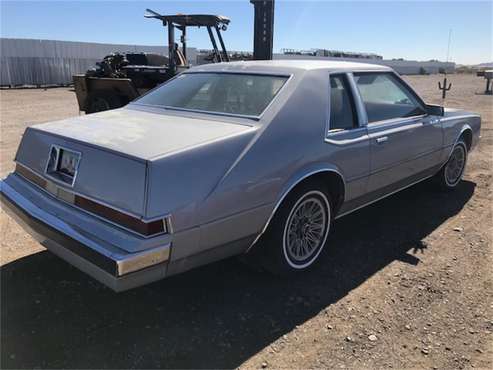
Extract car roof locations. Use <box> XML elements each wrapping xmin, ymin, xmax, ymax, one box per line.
<box><xmin>191</xmin><ymin>59</ymin><xmax>393</xmax><ymax>74</ymax></box>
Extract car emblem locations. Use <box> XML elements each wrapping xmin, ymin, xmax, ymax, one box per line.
<box><xmin>45</xmin><ymin>145</ymin><xmax>81</xmax><ymax>187</ymax></box>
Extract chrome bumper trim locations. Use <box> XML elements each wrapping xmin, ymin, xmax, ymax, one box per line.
<box><xmin>0</xmin><ymin>180</ymin><xmax>170</xmax><ymax>290</ymax></box>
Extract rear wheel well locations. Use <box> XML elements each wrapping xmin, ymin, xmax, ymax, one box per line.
<box><xmin>289</xmin><ymin>171</ymin><xmax>345</xmax><ymax>216</ymax></box>
<box><xmin>460</xmin><ymin>129</ymin><xmax>472</xmax><ymax>150</ymax></box>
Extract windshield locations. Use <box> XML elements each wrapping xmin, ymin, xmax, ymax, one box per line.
<box><xmin>134</xmin><ymin>73</ymin><xmax>289</xmax><ymax>117</ymax></box>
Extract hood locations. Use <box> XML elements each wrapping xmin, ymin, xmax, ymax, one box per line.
<box><xmin>34</xmin><ymin>107</ymin><xmax>255</xmax><ymax>160</ymax></box>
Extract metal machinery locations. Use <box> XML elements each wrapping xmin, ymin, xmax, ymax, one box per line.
<box><xmin>74</xmin><ymin>1</ymin><xmax>276</xmax><ymax>113</ymax></box>
<box><xmin>73</xmin><ymin>10</ymin><xmax>230</xmax><ymax>113</ymax></box>
<box><xmin>477</xmin><ymin>70</ymin><xmax>493</xmax><ymax>95</ymax></box>
<box><xmin>251</xmin><ymin>0</ymin><xmax>275</xmax><ymax>60</ymax></box>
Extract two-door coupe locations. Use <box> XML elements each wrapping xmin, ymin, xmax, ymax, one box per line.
<box><xmin>0</xmin><ymin>60</ymin><xmax>481</xmax><ymax>291</ymax></box>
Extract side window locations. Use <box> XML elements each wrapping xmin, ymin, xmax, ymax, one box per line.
<box><xmin>329</xmin><ymin>74</ymin><xmax>358</xmax><ymax>130</ymax></box>
<box><xmin>354</xmin><ymin>73</ymin><xmax>425</xmax><ymax>124</ymax></box>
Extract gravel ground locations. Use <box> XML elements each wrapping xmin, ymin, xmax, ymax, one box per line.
<box><xmin>0</xmin><ymin>74</ymin><xmax>492</xmax><ymax>369</ymax></box>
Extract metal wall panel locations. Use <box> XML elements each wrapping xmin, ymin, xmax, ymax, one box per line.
<box><xmin>0</xmin><ymin>38</ymin><xmax>197</xmax><ymax>86</ymax></box>
<box><xmin>0</xmin><ymin>37</ymin><xmax>454</xmax><ymax>86</ymax></box>
<box><xmin>275</xmin><ymin>54</ymin><xmax>456</xmax><ymax>75</ymax></box>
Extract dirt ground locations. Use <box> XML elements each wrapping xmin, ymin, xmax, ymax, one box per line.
<box><xmin>0</xmin><ymin>75</ymin><xmax>492</xmax><ymax>369</ymax></box>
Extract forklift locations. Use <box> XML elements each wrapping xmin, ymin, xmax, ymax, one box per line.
<box><xmin>74</xmin><ymin>1</ymin><xmax>275</xmax><ymax>113</ymax></box>
<box><xmin>73</xmin><ymin>9</ymin><xmax>231</xmax><ymax>113</ymax></box>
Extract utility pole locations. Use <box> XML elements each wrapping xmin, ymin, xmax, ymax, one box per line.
<box><xmin>251</xmin><ymin>0</ymin><xmax>275</xmax><ymax>60</ymax></box>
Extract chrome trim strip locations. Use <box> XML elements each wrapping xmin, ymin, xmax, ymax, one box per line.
<box><xmin>366</xmin><ymin>114</ymin><xmax>427</xmax><ymax>128</ymax></box>
<box><xmin>323</xmin><ymin>72</ymin><xmax>369</xmax><ymax>146</ymax></box>
<box><xmin>133</xmin><ymin>104</ymin><xmax>261</xmax><ymax>121</ymax></box>
<box><xmin>0</xmin><ymin>180</ymin><xmax>171</xmax><ymax>280</ymax></box>
<box><xmin>325</xmin><ymin>129</ymin><xmax>369</xmax><ymax>146</ymax></box>
<box><xmin>185</xmin><ymin>70</ymin><xmax>292</xmax><ymax>77</ymax></box>
<box><xmin>246</xmin><ymin>168</ymin><xmax>345</xmax><ymax>252</ymax></box>
<box><xmin>368</xmin><ymin>121</ymin><xmax>424</xmax><ymax>137</ymax></box>
<box><xmin>335</xmin><ymin>172</ymin><xmax>436</xmax><ymax>220</ymax></box>
<box><xmin>116</xmin><ymin>244</ymin><xmax>170</xmax><ymax>276</ymax></box>
<box><xmin>324</xmin><ymin>72</ymin><xmax>366</xmax><ymax>138</ymax></box>
<box><xmin>440</xmin><ymin>114</ymin><xmax>479</xmax><ymax>122</ymax></box>
<box><xmin>346</xmin><ymin>72</ymin><xmax>368</xmax><ymax>127</ymax></box>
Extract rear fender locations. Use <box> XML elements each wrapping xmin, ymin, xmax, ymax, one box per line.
<box><xmin>247</xmin><ymin>162</ymin><xmax>345</xmax><ymax>251</ymax></box>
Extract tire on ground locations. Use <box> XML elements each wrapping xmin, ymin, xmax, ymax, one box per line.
<box><xmin>255</xmin><ymin>180</ymin><xmax>333</xmax><ymax>276</ymax></box>
<box><xmin>86</xmin><ymin>91</ymin><xmax>125</xmax><ymax>114</ymax></box>
<box><xmin>434</xmin><ymin>137</ymin><xmax>468</xmax><ymax>191</ymax></box>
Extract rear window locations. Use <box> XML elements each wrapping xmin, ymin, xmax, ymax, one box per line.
<box><xmin>135</xmin><ymin>72</ymin><xmax>288</xmax><ymax>117</ymax></box>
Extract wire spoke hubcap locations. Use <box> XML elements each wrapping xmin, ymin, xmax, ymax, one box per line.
<box><xmin>284</xmin><ymin>194</ymin><xmax>328</xmax><ymax>264</ymax></box>
<box><xmin>446</xmin><ymin>145</ymin><xmax>466</xmax><ymax>185</ymax></box>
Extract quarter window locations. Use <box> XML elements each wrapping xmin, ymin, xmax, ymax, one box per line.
<box><xmin>354</xmin><ymin>73</ymin><xmax>425</xmax><ymax>123</ymax></box>
<box><xmin>329</xmin><ymin>74</ymin><xmax>357</xmax><ymax>130</ymax></box>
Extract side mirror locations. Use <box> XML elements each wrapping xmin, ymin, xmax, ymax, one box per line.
<box><xmin>426</xmin><ymin>104</ymin><xmax>444</xmax><ymax>116</ymax></box>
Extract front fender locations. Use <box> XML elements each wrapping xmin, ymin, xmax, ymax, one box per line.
<box><xmin>441</xmin><ymin>109</ymin><xmax>481</xmax><ymax>161</ymax></box>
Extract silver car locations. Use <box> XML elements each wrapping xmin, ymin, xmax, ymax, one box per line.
<box><xmin>0</xmin><ymin>60</ymin><xmax>481</xmax><ymax>291</ymax></box>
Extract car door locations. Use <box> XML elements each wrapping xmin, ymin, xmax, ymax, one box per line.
<box><xmin>324</xmin><ymin>73</ymin><xmax>370</xmax><ymax>203</ymax></box>
<box><xmin>353</xmin><ymin>72</ymin><xmax>443</xmax><ymax>193</ymax></box>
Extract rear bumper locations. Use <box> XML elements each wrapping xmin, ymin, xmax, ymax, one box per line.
<box><xmin>0</xmin><ymin>180</ymin><xmax>170</xmax><ymax>292</ymax></box>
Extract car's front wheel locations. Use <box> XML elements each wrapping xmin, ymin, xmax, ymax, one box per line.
<box><xmin>259</xmin><ymin>181</ymin><xmax>332</xmax><ymax>275</ymax></box>
<box><xmin>435</xmin><ymin>138</ymin><xmax>468</xmax><ymax>190</ymax></box>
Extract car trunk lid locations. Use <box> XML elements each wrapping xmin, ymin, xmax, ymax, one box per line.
<box><xmin>14</xmin><ymin>108</ymin><xmax>255</xmax><ymax>218</ymax></box>
<box><xmin>33</xmin><ymin>107</ymin><xmax>253</xmax><ymax>160</ymax></box>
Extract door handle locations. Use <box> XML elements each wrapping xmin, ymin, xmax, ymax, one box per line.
<box><xmin>423</xmin><ymin>118</ymin><xmax>440</xmax><ymax>125</ymax></box>
<box><xmin>376</xmin><ymin>136</ymin><xmax>388</xmax><ymax>144</ymax></box>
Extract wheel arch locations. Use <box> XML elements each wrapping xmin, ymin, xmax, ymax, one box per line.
<box><xmin>247</xmin><ymin>165</ymin><xmax>346</xmax><ymax>251</ymax></box>
<box><xmin>459</xmin><ymin>125</ymin><xmax>473</xmax><ymax>150</ymax></box>
<box><xmin>451</xmin><ymin>124</ymin><xmax>473</xmax><ymax>154</ymax></box>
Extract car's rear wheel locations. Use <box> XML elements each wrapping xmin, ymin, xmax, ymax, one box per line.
<box><xmin>258</xmin><ymin>181</ymin><xmax>332</xmax><ymax>275</ymax></box>
<box><xmin>435</xmin><ymin>138</ymin><xmax>468</xmax><ymax>190</ymax></box>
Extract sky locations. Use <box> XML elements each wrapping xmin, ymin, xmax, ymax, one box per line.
<box><xmin>0</xmin><ymin>0</ymin><xmax>491</xmax><ymax>65</ymax></box>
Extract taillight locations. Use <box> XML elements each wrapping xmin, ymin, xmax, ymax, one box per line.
<box><xmin>74</xmin><ymin>195</ymin><xmax>167</xmax><ymax>236</ymax></box>
<box><xmin>15</xmin><ymin>164</ymin><xmax>167</xmax><ymax>237</ymax></box>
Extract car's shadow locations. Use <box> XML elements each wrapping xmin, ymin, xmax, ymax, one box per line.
<box><xmin>1</xmin><ymin>181</ymin><xmax>475</xmax><ymax>369</ymax></box>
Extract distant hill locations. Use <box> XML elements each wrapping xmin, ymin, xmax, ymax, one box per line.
<box><xmin>474</xmin><ymin>62</ymin><xmax>493</xmax><ymax>68</ymax></box>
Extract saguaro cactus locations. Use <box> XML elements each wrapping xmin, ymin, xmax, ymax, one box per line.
<box><xmin>438</xmin><ymin>77</ymin><xmax>452</xmax><ymax>99</ymax></box>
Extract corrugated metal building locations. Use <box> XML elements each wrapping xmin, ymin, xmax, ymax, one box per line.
<box><xmin>0</xmin><ymin>38</ymin><xmax>197</xmax><ymax>86</ymax></box>
<box><xmin>1</xmin><ymin>37</ymin><xmax>454</xmax><ymax>86</ymax></box>
<box><xmin>274</xmin><ymin>54</ymin><xmax>455</xmax><ymax>75</ymax></box>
